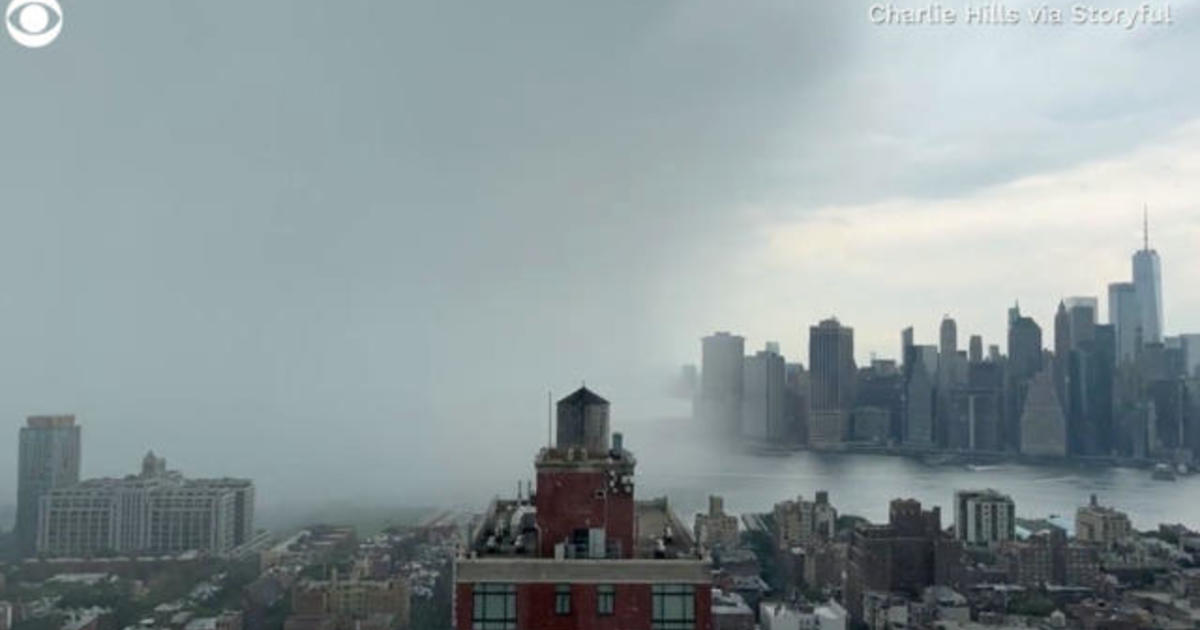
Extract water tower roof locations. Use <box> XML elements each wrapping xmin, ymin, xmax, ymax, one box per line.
<box><xmin>559</xmin><ymin>386</ymin><xmax>608</xmax><ymax>406</ymax></box>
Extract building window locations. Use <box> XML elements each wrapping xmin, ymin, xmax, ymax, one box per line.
<box><xmin>554</xmin><ymin>584</ymin><xmax>572</xmax><ymax>615</ymax></box>
<box><xmin>472</xmin><ymin>583</ymin><xmax>516</xmax><ymax>630</ymax></box>
<box><xmin>651</xmin><ymin>584</ymin><xmax>695</xmax><ymax>630</ymax></box>
<box><xmin>597</xmin><ymin>584</ymin><xmax>615</xmax><ymax>616</ymax></box>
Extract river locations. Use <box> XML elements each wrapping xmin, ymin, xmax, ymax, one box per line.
<box><xmin>623</xmin><ymin>417</ymin><xmax>1197</xmax><ymax>532</ymax></box>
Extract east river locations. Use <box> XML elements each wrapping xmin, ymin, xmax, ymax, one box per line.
<box><xmin>623</xmin><ymin>417</ymin><xmax>1198</xmax><ymax>532</ymax></box>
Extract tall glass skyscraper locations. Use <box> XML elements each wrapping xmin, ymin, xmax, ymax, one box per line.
<box><xmin>1132</xmin><ymin>211</ymin><xmax>1163</xmax><ymax>345</ymax></box>
<box><xmin>15</xmin><ymin>415</ymin><xmax>81</xmax><ymax>556</ymax></box>
<box><xmin>1108</xmin><ymin>282</ymin><xmax>1138</xmax><ymax>363</ymax></box>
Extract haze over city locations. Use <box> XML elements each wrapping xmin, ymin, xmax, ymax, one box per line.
<box><xmin>2</xmin><ymin>0</ymin><xmax>1200</xmax><ymax>520</ymax></box>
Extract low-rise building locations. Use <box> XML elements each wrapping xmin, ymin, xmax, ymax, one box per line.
<box><xmin>290</xmin><ymin>576</ymin><xmax>409</xmax><ymax>629</ymax></box>
<box><xmin>996</xmin><ymin>529</ymin><xmax>1100</xmax><ymax>587</ymax></box>
<box><xmin>845</xmin><ymin>499</ymin><xmax>963</xmax><ymax>623</ymax></box>
<box><xmin>791</xmin><ymin>541</ymin><xmax>847</xmax><ymax>594</ymax></box>
<box><xmin>1076</xmin><ymin>495</ymin><xmax>1132</xmax><ymax>549</ymax></box>
<box><xmin>695</xmin><ymin>496</ymin><xmax>739</xmax><ymax>552</ymax></box>
<box><xmin>183</xmin><ymin>612</ymin><xmax>243</xmax><ymax>630</ymax></box>
<box><xmin>759</xmin><ymin>600</ymin><xmax>847</xmax><ymax>630</ymax></box>
<box><xmin>36</xmin><ymin>453</ymin><xmax>254</xmax><ymax>557</ymax></box>
<box><xmin>711</xmin><ymin>589</ymin><xmax>753</xmax><ymax>630</ymax></box>
<box><xmin>774</xmin><ymin>492</ymin><xmax>837</xmax><ymax>550</ymax></box>
<box><xmin>953</xmin><ymin>489</ymin><xmax>1015</xmax><ymax>546</ymax></box>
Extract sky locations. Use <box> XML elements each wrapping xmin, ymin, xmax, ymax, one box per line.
<box><xmin>1</xmin><ymin>0</ymin><xmax>1199</xmax><ymax>516</ymax></box>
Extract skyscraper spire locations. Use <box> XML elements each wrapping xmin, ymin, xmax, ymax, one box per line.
<box><xmin>1143</xmin><ymin>203</ymin><xmax>1149</xmax><ymax>251</ymax></box>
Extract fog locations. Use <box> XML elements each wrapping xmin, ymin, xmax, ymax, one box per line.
<box><xmin>2</xmin><ymin>1</ymin><xmax>1199</xmax><ymax>525</ymax></box>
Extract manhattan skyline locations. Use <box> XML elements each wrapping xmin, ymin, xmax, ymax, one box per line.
<box><xmin>692</xmin><ymin>208</ymin><xmax>1188</xmax><ymax>370</ymax></box>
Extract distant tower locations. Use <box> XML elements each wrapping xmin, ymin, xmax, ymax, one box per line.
<box><xmin>940</xmin><ymin>316</ymin><xmax>958</xmax><ymax>357</ymax></box>
<box><xmin>1053</xmin><ymin>301</ymin><xmax>1071</xmax><ymax>410</ymax></box>
<box><xmin>1006</xmin><ymin>309</ymin><xmax>1044</xmax><ymax>451</ymax></box>
<box><xmin>1132</xmin><ymin>207</ymin><xmax>1163</xmax><ymax>344</ymax></box>
<box><xmin>1008</xmin><ymin>301</ymin><xmax>1021</xmax><ymax>327</ymax></box>
<box><xmin>1007</xmin><ymin>310</ymin><xmax>1044</xmax><ymax>382</ymax></box>
<box><xmin>699</xmin><ymin>332</ymin><xmax>745</xmax><ymax>435</ymax></box>
<box><xmin>901</xmin><ymin>326</ymin><xmax>914</xmax><ymax>371</ymax></box>
<box><xmin>1108</xmin><ymin>282</ymin><xmax>1138</xmax><ymax>363</ymax></box>
<box><xmin>741</xmin><ymin>345</ymin><xmax>786</xmax><ymax>442</ymax></box>
<box><xmin>1132</xmin><ymin>206</ymin><xmax>1161</xmax><ymax>343</ymax></box>
<box><xmin>809</xmin><ymin>318</ymin><xmax>855</xmax><ymax>447</ymax></box>
<box><xmin>140</xmin><ymin>450</ymin><xmax>167</xmax><ymax>477</ymax></box>
<box><xmin>969</xmin><ymin>335</ymin><xmax>983</xmax><ymax>364</ymax></box>
<box><xmin>16</xmin><ymin>416</ymin><xmax>81</xmax><ymax>557</ymax></box>
<box><xmin>1064</xmin><ymin>297</ymin><xmax>1097</xmax><ymax>349</ymax></box>
<box><xmin>904</xmin><ymin>353</ymin><xmax>934</xmax><ymax>447</ymax></box>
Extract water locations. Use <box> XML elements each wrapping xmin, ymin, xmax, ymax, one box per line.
<box><xmin>622</xmin><ymin>417</ymin><xmax>1196</xmax><ymax>532</ymax></box>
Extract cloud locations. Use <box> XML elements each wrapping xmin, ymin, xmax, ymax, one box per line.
<box><xmin>715</xmin><ymin>117</ymin><xmax>1200</xmax><ymax>364</ymax></box>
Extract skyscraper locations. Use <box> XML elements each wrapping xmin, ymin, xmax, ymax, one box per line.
<box><xmin>1132</xmin><ymin>209</ymin><xmax>1163</xmax><ymax>345</ymax></box>
<box><xmin>699</xmin><ymin>331</ymin><xmax>745</xmax><ymax>435</ymax></box>
<box><xmin>901</xmin><ymin>326</ymin><xmax>914</xmax><ymax>372</ymax></box>
<box><xmin>16</xmin><ymin>415</ymin><xmax>82</xmax><ymax>556</ymax></box>
<box><xmin>1053</xmin><ymin>301</ymin><xmax>1071</xmax><ymax>409</ymax></box>
<box><xmin>1005</xmin><ymin>305</ymin><xmax>1043</xmax><ymax>450</ymax></box>
<box><xmin>940</xmin><ymin>316</ymin><xmax>958</xmax><ymax>357</ymax></box>
<box><xmin>809</xmin><ymin>318</ymin><xmax>855</xmax><ymax>447</ymax></box>
<box><xmin>741</xmin><ymin>346</ymin><xmax>786</xmax><ymax>442</ymax></box>
<box><xmin>1182</xmin><ymin>333</ymin><xmax>1200</xmax><ymax>378</ymax></box>
<box><xmin>1007</xmin><ymin>305</ymin><xmax>1044</xmax><ymax>382</ymax></box>
<box><xmin>969</xmin><ymin>335</ymin><xmax>983</xmax><ymax>364</ymax></box>
<box><xmin>1064</xmin><ymin>297</ymin><xmax>1097</xmax><ymax>349</ymax></box>
<box><xmin>1089</xmin><ymin>324</ymin><xmax>1117</xmax><ymax>456</ymax></box>
<box><xmin>904</xmin><ymin>353</ymin><xmax>934</xmax><ymax>448</ymax></box>
<box><xmin>1057</xmin><ymin>297</ymin><xmax>1103</xmax><ymax>456</ymax></box>
<box><xmin>1107</xmin><ymin>282</ymin><xmax>1138</xmax><ymax>363</ymax></box>
<box><xmin>1020</xmin><ymin>369</ymin><xmax>1067</xmax><ymax>457</ymax></box>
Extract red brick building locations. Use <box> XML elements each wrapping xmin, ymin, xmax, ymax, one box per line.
<box><xmin>454</xmin><ymin>387</ymin><xmax>712</xmax><ymax>630</ymax></box>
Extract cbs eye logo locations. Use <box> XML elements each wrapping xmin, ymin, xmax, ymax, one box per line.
<box><xmin>6</xmin><ymin>0</ymin><xmax>62</xmax><ymax>48</ymax></box>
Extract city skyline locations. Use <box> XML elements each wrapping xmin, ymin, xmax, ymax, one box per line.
<box><xmin>694</xmin><ymin>221</ymin><xmax>1197</xmax><ymax>462</ymax></box>
<box><xmin>690</xmin><ymin>211</ymin><xmax>1185</xmax><ymax>370</ymax></box>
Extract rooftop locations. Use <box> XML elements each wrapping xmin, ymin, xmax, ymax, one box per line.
<box><xmin>711</xmin><ymin>589</ymin><xmax>752</xmax><ymax>616</ymax></box>
<box><xmin>559</xmin><ymin>386</ymin><xmax>608</xmax><ymax>406</ymax></box>
<box><xmin>468</xmin><ymin>496</ymin><xmax>698</xmax><ymax>560</ymax></box>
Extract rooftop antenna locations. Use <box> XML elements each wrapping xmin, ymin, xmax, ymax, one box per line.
<box><xmin>547</xmin><ymin>390</ymin><xmax>552</xmax><ymax>448</ymax></box>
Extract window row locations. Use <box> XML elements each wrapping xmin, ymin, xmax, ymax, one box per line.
<box><xmin>471</xmin><ymin>583</ymin><xmax>694</xmax><ymax>629</ymax></box>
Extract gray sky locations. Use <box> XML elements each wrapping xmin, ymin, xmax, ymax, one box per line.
<box><xmin>2</xmin><ymin>0</ymin><xmax>1199</xmax><ymax>514</ymax></box>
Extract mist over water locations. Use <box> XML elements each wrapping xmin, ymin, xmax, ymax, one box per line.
<box><xmin>407</xmin><ymin>403</ymin><xmax>1200</xmax><ymax>534</ymax></box>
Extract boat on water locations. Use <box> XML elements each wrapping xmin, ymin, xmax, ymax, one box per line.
<box><xmin>1152</xmin><ymin>463</ymin><xmax>1177</xmax><ymax>481</ymax></box>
